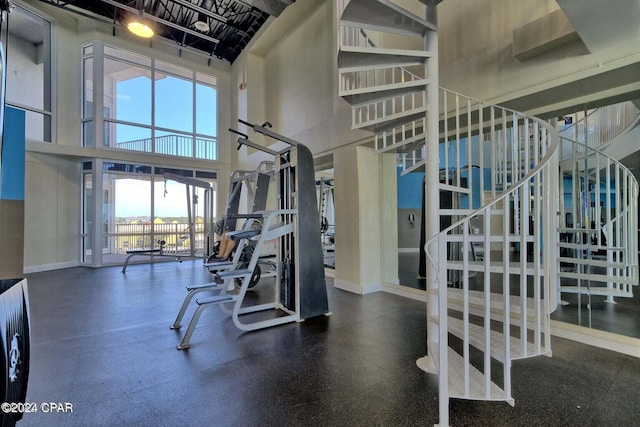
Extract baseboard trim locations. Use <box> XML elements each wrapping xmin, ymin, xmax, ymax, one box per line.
<box><xmin>334</xmin><ymin>279</ymin><xmax>361</xmax><ymax>294</ymax></box>
<box><xmin>362</xmin><ymin>282</ymin><xmax>382</xmax><ymax>295</ymax></box>
<box><xmin>551</xmin><ymin>320</ymin><xmax>640</xmax><ymax>358</ymax></box>
<box><xmin>24</xmin><ymin>261</ymin><xmax>80</xmax><ymax>274</ymax></box>
<box><xmin>381</xmin><ymin>283</ymin><xmax>427</xmax><ymax>302</ymax></box>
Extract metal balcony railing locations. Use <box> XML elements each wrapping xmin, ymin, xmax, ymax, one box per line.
<box><xmin>106</xmin><ymin>222</ymin><xmax>207</xmax><ymax>255</ymax></box>
<box><xmin>558</xmin><ymin>101</ymin><xmax>640</xmax><ymax>156</ymax></box>
<box><xmin>116</xmin><ymin>134</ymin><xmax>218</xmax><ymax>160</ymax></box>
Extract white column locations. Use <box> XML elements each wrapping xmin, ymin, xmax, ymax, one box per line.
<box><xmin>334</xmin><ymin>144</ymin><xmax>384</xmax><ymax>294</ymax></box>
<box><xmin>382</xmin><ymin>152</ymin><xmax>399</xmax><ymax>286</ymax></box>
<box><xmin>424</xmin><ymin>7</ymin><xmax>440</xmax><ymax>363</ymax></box>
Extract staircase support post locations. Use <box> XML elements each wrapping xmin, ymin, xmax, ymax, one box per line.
<box><xmin>420</xmin><ymin>3</ymin><xmax>445</xmax><ymax>426</ymax></box>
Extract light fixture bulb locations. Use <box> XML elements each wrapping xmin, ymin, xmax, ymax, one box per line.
<box><xmin>194</xmin><ymin>20</ymin><xmax>209</xmax><ymax>32</ymax></box>
<box><xmin>128</xmin><ymin>21</ymin><xmax>154</xmax><ymax>38</ymax></box>
<box><xmin>194</xmin><ymin>11</ymin><xmax>209</xmax><ymax>32</ymax></box>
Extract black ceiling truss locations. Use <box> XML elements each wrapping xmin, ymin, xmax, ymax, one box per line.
<box><xmin>34</xmin><ymin>0</ymin><xmax>295</xmax><ymax>63</ymax></box>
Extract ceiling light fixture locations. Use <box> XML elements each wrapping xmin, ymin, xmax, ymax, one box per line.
<box><xmin>194</xmin><ymin>14</ymin><xmax>209</xmax><ymax>32</ymax></box>
<box><xmin>194</xmin><ymin>0</ymin><xmax>212</xmax><ymax>32</ymax></box>
<box><xmin>128</xmin><ymin>0</ymin><xmax>154</xmax><ymax>38</ymax></box>
<box><xmin>128</xmin><ymin>21</ymin><xmax>154</xmax><ymax>38</ymax></box>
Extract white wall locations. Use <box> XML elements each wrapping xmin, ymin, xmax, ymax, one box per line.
<box><xmin>24</xmin><ymin>153</ymin><xmax>80</xmax><ymax>272</ymax></box>
<box><xmin>261</xmin><ymin>0</ymin><xmax>368</xmax><ymax>153</ymax></box>
<box><xmin>438</xmin><ymin>0</ymin><xmax>640</xmax><ymax>107</ymax></box>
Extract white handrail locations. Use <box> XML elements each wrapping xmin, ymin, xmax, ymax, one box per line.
<box><xmin>558</xmin><ymin>101</ymin><xmax>640</xmax><ymax>155</ymax></box>
<box><xmin>422</xmin><ymin>87</ymin><xmax>559</xmax><ymax>406</ymax></box>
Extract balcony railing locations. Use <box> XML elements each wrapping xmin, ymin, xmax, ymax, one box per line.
<box><xmin>558</xmin><ymin>101</ymin><xmax>640</xmax><ymax>158</ymax></box>
<box><xmin>116</xmin><ymin>134</ymin><xmax>217</xmax><ymax>160</ymax></box>
<box><xmin>107</xmin><ymin>222</ymin><xmax>206</xmax><ymax>255</ymax></box>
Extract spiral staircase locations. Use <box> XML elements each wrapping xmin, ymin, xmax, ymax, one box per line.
<box><xmin>337</xmin><ymin>1</ymin><xmax>561</xmax><ymax>425</ymax></box>
<box><xmin>557</xmin><ymin>104</ymin><xmax>639</xmax><ymax>306</ymax></box>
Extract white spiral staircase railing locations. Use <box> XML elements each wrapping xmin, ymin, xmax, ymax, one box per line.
<box><xmin>560</xmin><ymin>101</ymin><xmax>640</xmax><ymax>151</ymax></box>
<box><xmin>557</xmin><ymin>106</ymin><xmax>639</xmax><ymax>305</ymax></box>
<box><xmin>420</xmin><ymin>89</ymin><xmax>559</xmax><ymax>427</ymax></box>
<box><xmin>338</xmin><ymin>1</ymin><xmax>560</xmax><ymax>425</ymax></box>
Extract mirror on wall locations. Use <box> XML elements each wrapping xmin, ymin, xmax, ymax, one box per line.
<box><xmin>396</xmin><ymin>166</ymin><xmax>423</xmax><ymax>290</ymax></box>
<box><xmin>315</xmin><ymin>156</ymin><xmax>335</xmax><ymax>270</ymax></box>
<box><xmin>550</xmin><ymin>104</ymin><xmax>640</xmax><ymax>341</ymax></box>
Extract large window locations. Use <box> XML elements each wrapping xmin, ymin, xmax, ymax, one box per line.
<box><xmin>82</xmin><ymin>160</ymin><xmax>217</xmax><ymax>266</ymax></box>
<box><xmin>4</xmin><ymin>4</ymin><xmax>52</xmax><ymax>142</ymax></box>
<box><xmin>82</xmin><ymin>44</ymin><xmax>218</xmax><ymax>160</ymax></box>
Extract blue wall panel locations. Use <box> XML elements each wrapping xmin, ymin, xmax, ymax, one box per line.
<box><xmin>1</xmin><ymin>107</ymin><xmax>25</xmax><ymax>200</ymax></box>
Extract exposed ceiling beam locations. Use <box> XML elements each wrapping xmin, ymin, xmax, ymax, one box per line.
<box><xmin>100</xmin><ymin>0</ymin><xmax>221</xmax><ymax>44</ymax></box>
<box><xmin>170</xmin><ymin>0</ymin><xmax>227</xmax><ymax>24</ymax></box>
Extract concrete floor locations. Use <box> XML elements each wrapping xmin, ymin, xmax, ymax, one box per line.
<box><xmin>19</xmin><ymin>260</ymin><xmax>640</xmax><ymax>426</ymax></box>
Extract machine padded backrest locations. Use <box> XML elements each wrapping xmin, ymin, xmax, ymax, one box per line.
<box><xmin>253</xmin><ymin>172</ymin><xmax>271</xmax><ymax>212</ymax></box>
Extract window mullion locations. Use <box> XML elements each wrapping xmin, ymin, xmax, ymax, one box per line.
<box><xmin>151</xmin><ymin>58</ymin><xmax>156</xmax><ymax>156</ymax></box>
<box><xmin>192</xmin><ymin>70</ymin><xmax>197</xmax><ymax>158</ymax></box>
<box><xmin>151</xmin><ymin>170</ymin><xmax>156</xmax><ymax>249</ymax></box>
<box><xmin>94</xmin><ymin>41</ymin><xmax>104</xmax><ymax>149</ymax></box>
<box><xmin>43</xmin><ymin>19</ymin><xmax>53</xmax><ymax>142</ymax></box>
<box><xmin>93</xmin><ymin>159</ymin><xmax>104</xmax><ymax>267</ymax></box>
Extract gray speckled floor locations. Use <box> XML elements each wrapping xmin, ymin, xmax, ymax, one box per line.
<box><xmin>19</xmin><ymin>260</ymin><xmax>640</xmax><ymax>426</ymax></box>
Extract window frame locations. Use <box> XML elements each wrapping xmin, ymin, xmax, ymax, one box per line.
<box><xmin>81</xmin><ymin>159</ymin><xmax>218</xmax><ymax>267</ymax></box>
<box><xmin>4</xmin><ymin>3</ymin><xmax>55</xmax><ymax>143</ymax></box>
<box><xmin>82</xmin><ymin>42</ymin><xmax>218</xmax><ymax>160</ymax></box>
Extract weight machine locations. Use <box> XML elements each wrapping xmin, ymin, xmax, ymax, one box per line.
<box><xmin>171</xmin><ymin>162</ymin><xmax>277</xmax><ymax>331</ymax></box>
<box><xmin>207</xmin><ymin>160</ymin><xmax>274</xmax><ymax>262</ymax></box>
<box><xmin>172</xmin><ymin>120</ymin><xmax>330</xmax><ymax>349</ymax></box>
<box><xmin>121</xmin><ymin>173</ymin><xmax>215</xmax><ymax>272</ymax></box>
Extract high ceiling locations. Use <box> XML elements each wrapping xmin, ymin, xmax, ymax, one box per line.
<box><xmin>33</xmin><ymin>0</ymin><xmax>295</xmax><ymax>63</ymax></box>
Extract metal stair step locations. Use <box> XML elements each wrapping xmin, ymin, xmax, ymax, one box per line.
<box><xmin>356</xmin><ymin>107</ymin><xmax>429</xmax><ymax>133</ymax></box>
<box><xmin>558</xmin><ymin>242</ymin><xmax>624</xmax><ymax>251</ymax></box>
<box><xmin>445</xmin><ymin>260</ymin><xmax>538</xmax><ymax>274</ymax></box>
<box><xmin>400</xmin><ymin>159</ymin><xmax>425</xmax><ymax>175</ymax></box>
<box><xmin>439</xmin><ymin>208</ymin><xmax>505</xmax><ymax>216</ymax></box>
<box><xmin>374</xmin><ymin>133</ymin><xmax>425</xmax><ymax>155</ymax></box>
<box><xmin>438</xmin><ymin>183</ymin><xmax>471</xmax><ymax>194</ymax></box>
<box><xmin>340</xmin><ymin>79</ymin><xmax>430</xmax><ymax>106</ymax></box>
<box><xmin>341</xmin><ymin>0</ymin><xmax>435</xmax><ymax>38</ymax></box>
<box><xmin>338</xmin><ymin>46</ymin><xmax>431</xmax><ymax>69</ymax></box>
<box><xmin>557</xmin><ymin>257</ymin><xmax>626</xmax><ymax>269</ymax></box>
<box><xmin>338</xmin><ymin>61</ymin><xmax>426</xmax><ymax>74</ymax></box>
<box><xmin>443</xmin><ymin>234</ymin><xmax>535</xmax><ymax>243</ymax></box>
<box><xmin>447</xmin><ymin>288</ymin><xmax>543</xmax><ymax>319</ymax></box>
<box><xmin>559</xmin><ymin>285</ymin><xmax>634</xmax><ymax>297</ymax></box>
<box><xmin>558</xmin><ymin>271</ymin><xmax>637</xmax><ymax>285</ymax></box>
<box><xmin>447</xmin><ymin>317</ymin><xmax>547</xmax><ymax>362</ymax></box>
<box><xmin>447</xmin><ymin>347</ymin><xmax>508</xmax><ymax>402</ymax></box>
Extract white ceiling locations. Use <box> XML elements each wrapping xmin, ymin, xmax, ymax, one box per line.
<box><xmin>556</xmin><ymin>0</ymin><xmax>640</xmax><ymax>52</ymax></box>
